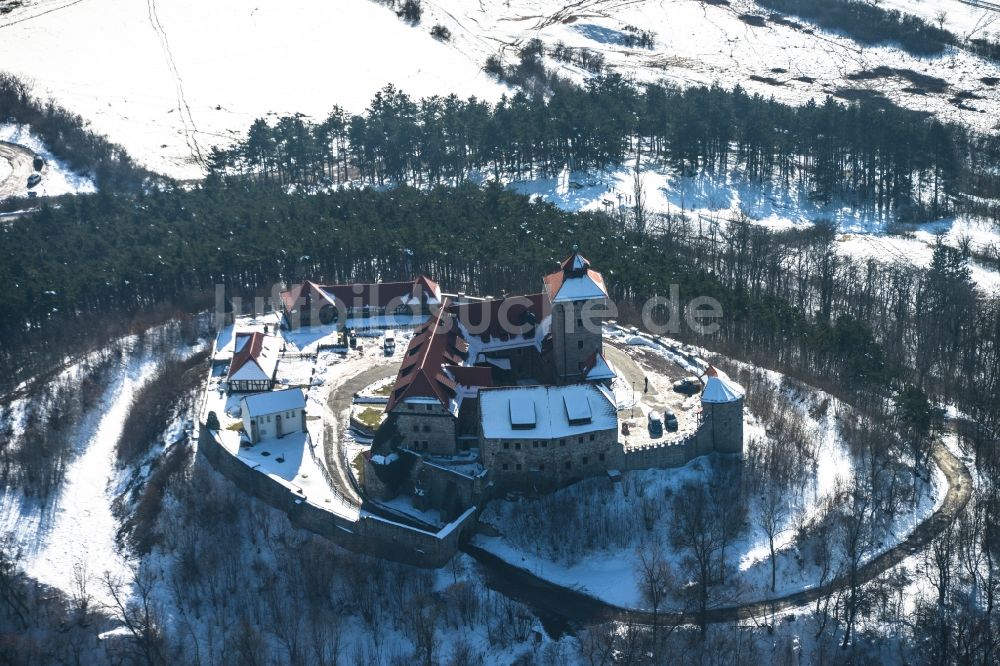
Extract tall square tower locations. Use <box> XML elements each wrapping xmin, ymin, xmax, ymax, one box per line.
<box><xmin>543</xmin><ymin>248</ymin><xmax>609</xmax><ymax>384</ymax></box>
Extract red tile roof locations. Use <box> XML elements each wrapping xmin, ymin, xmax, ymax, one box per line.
<box><xmin>227</xmin><ymin>332</ymin><xmax>264</xmax><ymax>380</ymax></box>
<box><xmin>386</xmin><ymin>301</ymin><xmax>469</xmax><ymax>411</ymax></box>
<box><xmin>543</xmin><ymin>250</ymin><xmax>608</xmax><ymax>303</ymax></box>
<box><xmin>280</xmin><ymin>276</ymin><xmax>441</xmax><ymax>315</ymax></box>
<box><xmin>445</xmin><ymin>365</ymin><xmax>494</xmax><ymax>388</ymax></box>
<box><xmin>447</xmin><ymin>294</ymin><xmax>546</xmax><ymax>342</ymax></box>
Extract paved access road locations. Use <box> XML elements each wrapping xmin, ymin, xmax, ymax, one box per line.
<box><xmin>322</xmin><ymin>357</ymin><xmax>399</xmax><ymax>506</ymax></box>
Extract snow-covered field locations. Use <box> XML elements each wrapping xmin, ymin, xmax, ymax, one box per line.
<box><xmin>2</xmin><ymin>0</ymin><xmax>998</xmax><ymax>181</ymax></box>
<box><xmin>0</xmin><ymin>123</ymin><xmax>97</xmax><ymax>196</ymax></box>
<box><xmin>0</xmin><ymin>0</ymin><xmax>508</xmax><ymax>180</ymax></box>
<box><xmin>416</xmin><ymin>0</ymin><xmax>1000</xmax><ymax>131</ymax></box>
<box><xmin>510</xmin><ymin>161</ymin><xmax>1000</xmax><ymax>292</ymax></box>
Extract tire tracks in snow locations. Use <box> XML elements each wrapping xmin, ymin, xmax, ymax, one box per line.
<box><xmin>146</xmin><ymin>0</ymin><xmax>205</xmax><ymax>167</ymax></box>
<box><xmin>0</xmin><ymin>0</ymin><xmax>89</xmax><ymax>30</ymax></box>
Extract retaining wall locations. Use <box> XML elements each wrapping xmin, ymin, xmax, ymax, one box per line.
<box><xmin>198</xmin><ymin>426</ymin><xmax>476</xmax><ymax>568</ymax></box>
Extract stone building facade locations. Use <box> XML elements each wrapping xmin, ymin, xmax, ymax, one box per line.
<box><xmin>364</xmin><ymin>250</ymin><xmax>745</xmax><ymax>520</ymax></box>
<box><xmin>543</xmin><ymin>250</ymin><xmax>609</xmax><ymax>384</ymax></box>
<box><xmin>478</xmin><ymin>383</ymin><xmax>621</xmax><ymax>492</ymax></box>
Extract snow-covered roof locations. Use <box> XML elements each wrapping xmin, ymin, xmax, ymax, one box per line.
<box><xmin>241</xmin><ymin>388</ymin><xmax>306</xmax><ymax>417</ymax></box>
<box><xmin>227</xmin><ymin>332</ymin><xmax>280</xmax><ymax>382</ymax></box>
<box><xmin>701</xmin><ymin>367</ymin><xmax>744</xmax><ymax>404</ymax></box>
<box><xmin>508</xmin><ymin>394</ymin><xmax>536</xmax><ymax>428</ymax></box>
<box><xmin>544</xmin><ymin>271</ymin><xmax>608</xmax><ymax>303</ymax></box>
<box><xmin>480</xmin><ymin>383</ymin><xmax>617</xmax><ymax>439</ymax></box>
<box><xmin>563</xmin><ymin>392</ymin><xmax>592</xmax><ymax>423</ymax></box>
<box><xmin>543</xmin><ymin>250</ymin><xmax>609</xmax><ymax>303</ymax></box>
<box><xmin>581</xmin><ymin>351</ymin><xmax>616</xmax><ymax>381</ymax></box>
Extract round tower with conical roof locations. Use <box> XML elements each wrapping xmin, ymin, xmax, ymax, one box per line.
<box><xmin>542</xmin><ymin>247</ymin><xmax>609</xmax><ymax>384</ymax></box>
<box><xmin>700</xmin><ymin>366</ymin><xmax>745</xmax><ymax>455</ymax></box>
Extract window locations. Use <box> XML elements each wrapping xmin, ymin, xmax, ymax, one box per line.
<box><xmin>542</xmin><ymin>442</ymin><xmax>548</xmax><ymax>448</ymax></box>
<box><xmin>426</xmin><ymin>404</ymin><xmax>433</xmax><ymax>411</ymax></box>
<box><xmin>422</xmin><ymin>425</ymin><xmax>430</xmax><ymax>432</ymax></box>
<box><xmin>578</xmin><ymin>437</ymin><xmax>584</xmax><ymax>444</ymax></box>
<box><xmin>589</xmin><ymin>434</ymin><xmax>595</xmax><ymax>442</ymax></box>
<box><xmin>583</xmin><ymin>456</ymin><xmax>589</xmax><ymax>465</ymax></box>
<box><xmin>407</xmin><ymin>404</ymin><xmax>415</xmax><ymax>410</ymax></box>
<box><xmin>516</xmin><ymin>464</ymin><xmax>522</xmax><ymax>471</ymax></box>
<box><xmin>503</xmin><ymin>442</ymin><xmax>509</xmax><ymax>450</ymax></box>
<box><xmin>267</xmin><ymin>415</ymin><xmax>271</xmax><ymax>423</ymax></box>
<box><xmin>539</xmin><ymin>463</ymin><xmax>545</xmax><ymax>471</ymax></box>
<box><xmin>578</xmin><ymin>340</ymin><xmax>584</xmax><ymax>349</ymax></box>
<box><xmin>413</xmin><ymin>425</ymin><xmax>419</xmax><ymax>433</ymax></box>
<box><xmin>576</xmin><ymin>318</ymin><xmax>583</xmax><ymax>327</ymax></box>
<box><xmin>559</xmin><ymin>439</ymin><xmax>566</xmax><ymax>447</ymax></box>
<box><xmin>599</xmin><ymin>453</ymin><xmax>605</xmax><ymax>462</ymax></box>
<box><xmin>532</xmin><ymin>441</ymin><xmax>538</xmax><ymax>449</ymax></box>
<box><xmin>565</xmin><ymin>461</ymin><xmax>571</xmax><ymax>470</ymax></box>
<box><xmin>515</xmin><ymin>442</ymin><xmax>521</xmax><ymax>451</ymax></box>
<box><xmin>503</xmin><ymin>463</ymin><xmax>509</xmax><ymax>471</ymax></box>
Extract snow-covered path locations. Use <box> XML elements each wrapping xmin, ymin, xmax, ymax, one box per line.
<box><xmin>0</xmin><ymin>344</ymin><xmax>162</xmax><ymax>606</ymax></box>
<box><xmin>26</xmin><ymin>355</ymin><xmax>158</xmax><ymax>603</ymax></box>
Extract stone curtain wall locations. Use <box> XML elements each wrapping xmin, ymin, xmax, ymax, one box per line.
<box><xmin>198</xmin><ymin>427</ymin><xmax>475</xmax><ymax>568</ymax></box>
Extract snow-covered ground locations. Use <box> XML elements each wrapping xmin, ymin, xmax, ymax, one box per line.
<box><xmin>0</xmin><ymin>0</ymin><xmax>508</xmax><ymax>180</ymax></box>
<box><xmin>415</xmin><ymin>0</ymin><xmax>1000</xmax><ymax>131</ymax></box>
<box><xmin>0</xmin><ymin>332</ymin><xmax>201</xmax><ymax>606</ymax></box>
<box><xmin>510</xmin><ymin>161</ymin><xmax>1000</xmax><ymax>292</ymax></box>
<box><xmin>476</xmin><ymin>337</ymin><xmax>946</xmax><ymax>610</ymax></box>
<box><xmin>879</xmin><ymin>0</ymin><xmax>1000</xmax><ymax>39</ymax></box>
<box><xmin>0</xmin><ymin>123</ymin><xmax>97</xmax><ymax>196</ymax></box>
<box><xmin>2</xmin><ymin>0</ymin><xmax>998</xmax><ymax>180</ymax></box>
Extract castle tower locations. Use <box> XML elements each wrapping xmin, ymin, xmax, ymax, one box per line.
<box><xmin>543</xmin><ymin>248</ymin><xmax>609</xmax><ymax>384</ymax></box>
<box><xmin>700</xmin><ymin>366</ymin><xmax>745</xmax><ymax>455</ymax></box>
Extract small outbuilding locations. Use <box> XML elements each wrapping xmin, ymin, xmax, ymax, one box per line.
<box><xmin>227</xmin><ymin>332</ymin><xmax>280</xmax><ymax>393</ymax></box>
<box><xmin>240</xmin><ymin>388</ymin><xmax>307</xmax><ymax>444</ymax></box>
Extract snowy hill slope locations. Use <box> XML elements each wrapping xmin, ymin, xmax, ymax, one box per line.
<box><xmin>418</xmin><ymin>0</ymin><xmax>1000</xmax><ymax>130</ymax></box>
<box><xmin>0</xmin><ymin>0</ymin><xmax>508</xmax><ymax>180</ymax></box>
<box><xmin>2</xmin><ymin>0</ymin><xmax>998</xmax><ymax>182</ymax></box>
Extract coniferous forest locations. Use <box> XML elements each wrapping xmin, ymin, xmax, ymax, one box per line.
<box><xmin>1</xmin><ymin>180</ymin><xmax>997</xmax><ymax>437</ymax></box>
<box><xmin>0</xmin><ymin>33</ymin><xmax>999</xmax><ymax>657</ymax></box>
<box><xmin>206</xmin><ymin>76</ymin><xmax>1000</xmax><ymax>224</ymax></box>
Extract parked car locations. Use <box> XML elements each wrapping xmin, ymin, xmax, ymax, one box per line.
<box><xmin>32</xmin><ymin>156</ymin><xmax>44</xmax><ymax>171</ymax></box>
<box><xmin>27</xmin><ymin>173</ymin><xmax>41</xmax><ymax>188</ymax></box>
<box><xmin>673</xmin><ymin>375</ymin><xmax>702</xmax><ymax>395</ymax></box>
<box><xmin>664</xmin><ymin>410</ymin><xmax>679</xmax><ymax>431</ymax></box>
<box><xmin>647</xmin><ymin>411</ymin><xmax>664</xmax><ymax>437</ymax></box>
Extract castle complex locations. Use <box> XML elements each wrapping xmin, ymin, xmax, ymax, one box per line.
<box><xmin>360</xmin><ymin>250</ymin><xmax>745</xmax><ymax>520</ymax></box>
<box><xmin>200</xmin><ymin>248</ymin><xmax>745</xmax><ymax>566</ymax></box>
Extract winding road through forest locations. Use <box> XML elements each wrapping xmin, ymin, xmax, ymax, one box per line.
<box><xmin>465</xmin><ymin>437</ymin><xmax>973</xmax><ymax>633</ymax></box>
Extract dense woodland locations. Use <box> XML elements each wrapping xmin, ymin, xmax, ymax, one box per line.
<box><xmin>758</xmin><ymin>0</ymin><xmax>1000</xmax><ymax>62</ymax></box>
<box><xmin>1</xmin><ymin>180</ymin><xmax>997</xmax><ymax>434</ymax></box>
<box><xmin>206</xmin><ymin>75</ymin><xmax>1000</xmax><ymax>225</ymax></box>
